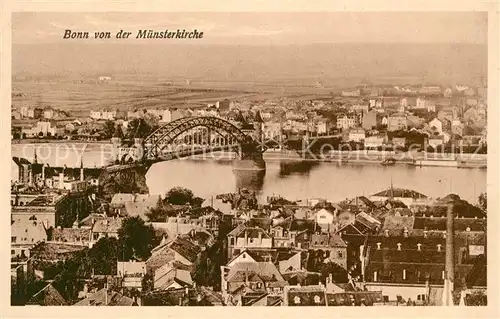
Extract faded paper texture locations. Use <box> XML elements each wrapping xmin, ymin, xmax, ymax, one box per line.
<box><xmin>1</xmin><ymin>1</ymin><xmax>499</xmax><ymax>318</ymax></box>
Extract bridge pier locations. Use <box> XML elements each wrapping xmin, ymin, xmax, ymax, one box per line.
<box><xmin>233</xmin><ymin>143</ymin><xmax>266</xmax><ymax>171</ymax></box>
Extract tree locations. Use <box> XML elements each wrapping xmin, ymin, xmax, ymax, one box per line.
<box><xmin>478</xmin><ymin>193</ymin><xmax>487</xmax><ymax>211</ymax></box>
<box><xmin>126</xmin><ymin>118</ymin><xmax>153</xmax><ymax>139</ymax></box>
<box><xmin>145</xmin><ymin>198</ymin><xmax>177</xmax><ymax>222</ymax></box>
<box><xmin>88</xmin><ymin>237</ymin><xmax>121</xmax><ymax>275</ymax></box>
<box><xmin>118</xmin><ymin>216</ymin><xmax>156</xmax><ymax>261</ymax></box>
<box><xmin>113</xmin><ymin>124</ymin><xmax>124</xmax><ymax>139</ymax></box>
<box><xmin>316</xmin><ymin>261</ymin><xmax>348</xmax><ymax>283</ymax></box>
<box><xmin>102</xmin><ymin>120</ymin><xmax>116</xmax><ymax>139</ymax></box>
<box><xmin>164</xmin><ymin>187</ymin><xmax>203</xmax><ymax>207</ymax></box>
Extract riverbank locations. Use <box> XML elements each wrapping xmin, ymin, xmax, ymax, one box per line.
<box><xmin>11</xmin><ymin>139</ymin><xmax>111</xmax><ymax>144</ymax></box>
<box><xmin>11</xmin><ymin>142</ymin><xmax>487</xmax><ymax>169</ymax></box>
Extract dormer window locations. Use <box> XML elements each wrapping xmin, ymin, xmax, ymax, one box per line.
<box><xmin>417</xmin><ymin>243</ymin><xmax>422</xmax><ymax>251</ymax></box>
<box><xmin>403</xmin><ymin>227</ymin><xmax>408</xmax><ymax>238</ymax></box>
<box><xmin>437</xmin><ymin>244</ymin><xmax>442</xmax><ymax>252</ymax></box>
<box><xmin>443</xmin><ymin>232</ymin><xmax>447</xmax><ymax>239</ymax></box>
<box><xmin>384</xmin><ymin>230</ymin><xmax>389</xmax><ymax>237</ymax></box>
<box><xmin>376</xmin><ymin>242</ymin><xmax>381</xmax><ymax>250</ymax></box>
<box><xmin>423</xmin><ymin>230</ymin><xmax>428</xmax><ymax>238</ymax></box>
<box><xmin>397</xmin><ymin>243</ymin><xmax>402</xmax><ymax>251</ymax></box>
<box><xmin>314</xmin><ymin>295</ymin><xmax>321</xmax><ymax>304</ymax></box>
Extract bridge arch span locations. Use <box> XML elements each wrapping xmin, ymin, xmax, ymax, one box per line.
<box><xmin>143</xmin><ymin>116</ymin><xmax>256</xmax><ymax>159</ymax></box>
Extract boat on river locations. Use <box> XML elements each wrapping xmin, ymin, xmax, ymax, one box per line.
<box><xmin>380</xmin><ymin>157</ymin><xmax>397</xmax><ymax>166</ymax></box>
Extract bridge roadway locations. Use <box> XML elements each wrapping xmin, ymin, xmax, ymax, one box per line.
<box><xmin>106</xmin><ymin>144</ymin><xmax>241</xmax><ymax>173</ymax></box>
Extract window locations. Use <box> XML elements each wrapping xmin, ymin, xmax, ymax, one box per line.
<box><xmin>230</xmin><ymin>237</ymin><xmax>235</xmax><ymax>246</ymax></box>
<box><xmin>314</xmin><ymin>295</ymin><xmax>321</xmax><ymax>304</ymax></box>
<box><xmin>11</xmin><ymin>236</ymin><xmax>16</xmax><ymax>243</ymax></box>
<box><xmin>11</xmin><ymin>250</ymin><xmax>15</xmax><ymax>255</ymax></box>
<box><xmin>337</xmin><ymin>251</ymin><xmax>344</xmax><ymax>259</ymax></box>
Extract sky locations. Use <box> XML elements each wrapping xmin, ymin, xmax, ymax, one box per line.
<box><xmin>12</xmin><ymin>12</ymin><xmax>488</xmax><ymax>45</ymax></box>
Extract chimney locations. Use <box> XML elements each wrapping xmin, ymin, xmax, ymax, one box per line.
<box><xmin>104</xmin><ymin>283</ymin><xmax>108</xmax><ymax>306</ymax></box>
<box><xmin>58</xmin><ymin>172</ymin><xmax>64</xmax><ymax>189</ymax></box>
<box><xmin>80</xmin><ymin>160</ymin><xmax>84</xmax><ymax>181</ymax></box>
<box><xmin>28</xmin><ymin>167</ymin><xmax>33</xmax><ymax>187</ymax></box>
<box><xmin>444</xmin><ymin>203</ymin><xmax>455</xmax><ymax>305</ymax></box>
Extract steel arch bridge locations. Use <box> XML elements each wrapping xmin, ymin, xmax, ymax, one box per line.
<box><xmin>141</xmin><ymin>116</ymin><xmax>260</xmax><ymax>161</ymax></box>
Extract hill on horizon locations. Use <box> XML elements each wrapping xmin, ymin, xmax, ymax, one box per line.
<box><xmin>12</xmin><ymin>43</ymin><xmax>487</xmax><ymax>87</ymax></box>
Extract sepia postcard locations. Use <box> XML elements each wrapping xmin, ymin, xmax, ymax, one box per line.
<box><xmin>1</xmin><ymin>1</ymin><xmax>499</xmax><ymax>318</ymax></box>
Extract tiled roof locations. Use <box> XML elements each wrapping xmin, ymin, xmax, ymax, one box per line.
<box><xmin>27</xmin><ymin>284</ymin><xmax>67</xmax><ymax>306</ymax></box>
<box><xmin>11</xmin><ymin>220</ymin><xmax>47</xmax><ymax>244</ymax></box>
<box><xmin>343</xmin><ymin>196</ymin><xmax>377</xmax><ymax>209</ymax></box>
<box><xmin>355</xmin><ymin>212</ymin><xmax>381</xmax><ymax>230</ymax></box>
<box><xmin>310</xmin><ymin>234</ymin><xmax>347</xmax><ymax>248</ymax></box>
<box><xmin>282</xmin><ymin>270</ymin><xmax>321</xmax><ymax>285</ymax></box>
<box><xmin>73</xmin><ymin>288</ymin><xmax>136</xmax><ymax>306</ymax></box>
<box><xmin>168</xmin><ymin>237</ymin><xmax>201</xmax><ymax>264</ymax></box>
<box><xmin>413</xmin><ymin>217</ymin><xmax>486</xmax><ymax>232</ymax></box>
<box><xmin>415</xmin><ymin>195</ymin><xmax>486</xmax><ymax>218</ymax></box>
<box><xmin>372</xmin><ymin>188</ymin><xmax>427</xmax><ymax>199</ymax></box>
<box><xmin>378</xmin><ymin>216</ymin><xmax>415</xmax><ymax>236</ymax></box>
<box><xmin>225</xmin><ymin>262</ymin><xmax>285</xmax><ymax>283</ymax></box>
<box><xmin>326</xmin><ymin>291</ymin><xmax>383</xmax><ymax>306</ymax></box>
<box><xmin>30</xmin><ymin>242</ymin><xmax>86</xmax><ymax>261</ymax></box>
<box><xmin>110</xmin><ymin>193</ymin><xmax>135</xmax><ymax>206</ymax></box>
<box><xmin>228</xmin><ymin>225</ymin><xmax>271</xmax><ymax>239</ymax></box>
<box><xmin>50</xmin><ymin>227</ymin><xmax>91</xmax><ymax>243</ymax></box>
<box><xmin>146</xmin><ymin>248</ymin><xmax>176</xmax><ymax>272</ymax></box>
<box><xmin>79</xmin><ymin>214</ymin><xmax>106</xmax><ymax>228</ymax></box>
<box><xmin>92</xmin><ymin>217</ymin><xmax>122</xmax><ymax>234</ymax></box>
<box><xmin>155</xmin><ymin>267</ymin><xmax>193</xmax><ymax>290</ymax></box>
<box><xmin>286</xmin><ymin>285</ymin><xmax>327</xmax><ymax>306</ymax></box>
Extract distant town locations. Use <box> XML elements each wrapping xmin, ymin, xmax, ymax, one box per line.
<box><xmin>10</xmin><ymin>79</ymin><xmax>487</xmax><ymax>306</ymax></box>
<box><xmin>12</xmin><ymin>81</ymin><xmax>487</xmax><ymax>158</ymax></box>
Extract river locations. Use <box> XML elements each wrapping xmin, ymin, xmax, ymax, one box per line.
<box><xmin>11</xmin><ymin>143</ymin><xmax>487</xmax><ymax>204</ymax></box>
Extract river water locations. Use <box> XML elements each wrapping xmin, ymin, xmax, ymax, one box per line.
<box><xmin>11</xmin><ymin>143</ymin><xmax>487</xmax><ymax>204</ymax></box>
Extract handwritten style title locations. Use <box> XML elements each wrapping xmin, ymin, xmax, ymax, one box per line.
<box><xmin>63</xmin><ymin>29</ymin><xmax>204</xmax><ymax>40</ymax></box>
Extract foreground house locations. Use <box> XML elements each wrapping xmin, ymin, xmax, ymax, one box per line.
<box><xmin>26</xmin><ymin>284</ymin><xmax>67</xmax><ymax>306</ymax></box>
<box><xmin>73</xmin><ymin>288</ymin><xmax>137</xmax><ymax>306</ymax></box>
